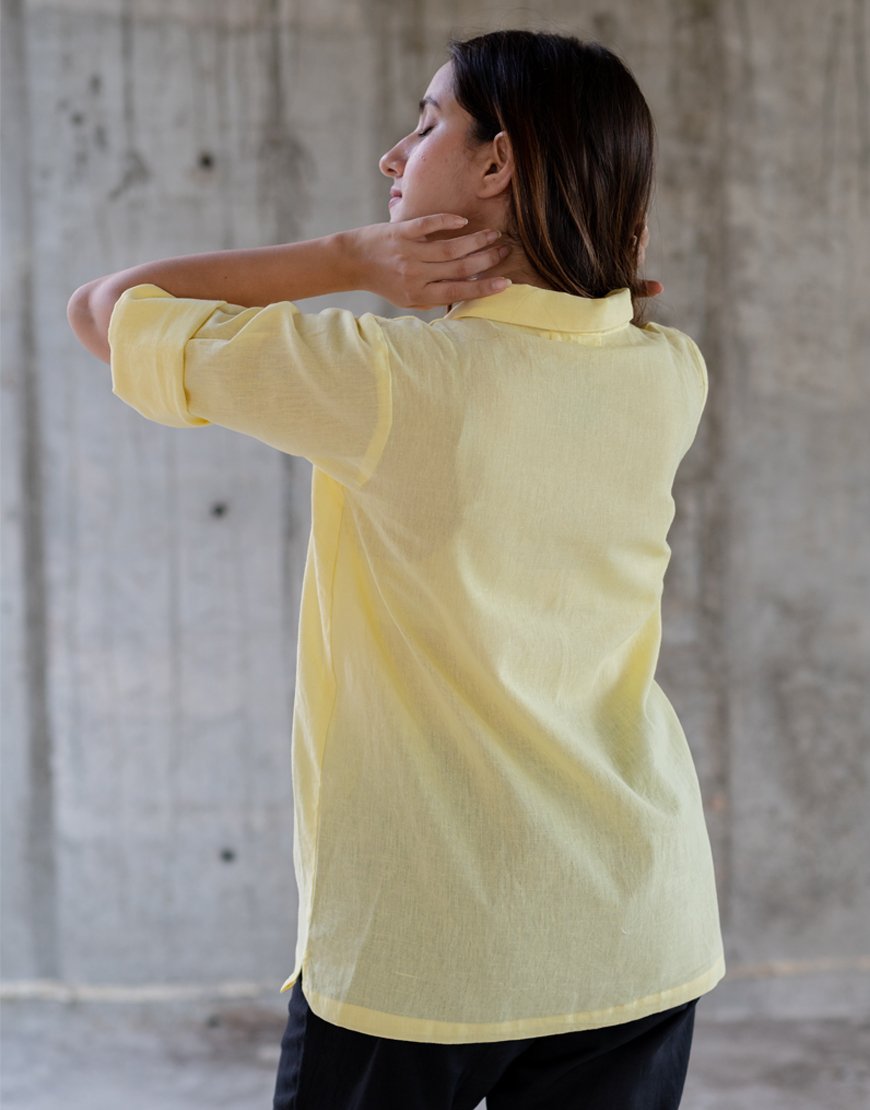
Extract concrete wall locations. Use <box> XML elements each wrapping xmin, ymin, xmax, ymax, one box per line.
<box><xmin>3</xmin><ymin>0</ymin><xmax>868</xmax><ymax>1016</ymax></box>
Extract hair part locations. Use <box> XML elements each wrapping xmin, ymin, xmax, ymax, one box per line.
<box><xmin>447</xmin><ymin>30</ymin><xmax>656</xmax><ymax>326</ymax></box>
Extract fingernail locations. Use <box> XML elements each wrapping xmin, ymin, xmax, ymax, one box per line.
<box><xmin>493</xmin><ymin>278</ymin><xmax>512</xmax><ymax>290</ymax></box>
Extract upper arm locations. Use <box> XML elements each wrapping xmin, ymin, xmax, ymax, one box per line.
<box><xmin>678</xmin><ymin>334</ymin><xmax>709</xmax><ymax>458</ymax></box>
<box><xmin>685</xmin><ymin>336</ymin><xmax>709</xmax><ymax>411</ymax></box>
<box><xmin>107</xmin><ymin>283</ymin><xmax>394</xmax><ymax>489</ymax></box>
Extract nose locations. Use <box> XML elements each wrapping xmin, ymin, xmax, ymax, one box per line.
<box><xmin>379</xmin><ymin>138</ymin><xmax>405</xmax><ymax>179</ymax></box>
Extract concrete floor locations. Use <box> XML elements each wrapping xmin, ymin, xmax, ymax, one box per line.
<box><xmin>3</xmin><ymin>993</ymin><xmax>869</xmax><ymax>1109</ymax></box>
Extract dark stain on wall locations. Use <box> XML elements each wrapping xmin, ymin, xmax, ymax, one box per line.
<box><xmin>256</xmin><ymin>0</ymin><xmax>312</xmax><ymax>244</ymax></box>
<box><xmin>1</xmin><ymin>0</ymin><xmax>60</xmax><ymax>982</ymax></box>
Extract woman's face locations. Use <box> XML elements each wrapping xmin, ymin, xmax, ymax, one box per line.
<box><xmin>379</xmin><ymin>62</ymin><xmax>491</xmax><ymax>227</ymax></box>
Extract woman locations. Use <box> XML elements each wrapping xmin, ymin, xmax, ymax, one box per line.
<box><xmin>68</xmin><ymin>28</ymin><xmax>725</xmax><ymax>1110</ymax></box>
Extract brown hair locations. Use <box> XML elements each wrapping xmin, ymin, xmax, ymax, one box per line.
<box><xmin>447</xmin><ymin>30</ymin><xmax>656</xmax><ymax>326</ymax></box>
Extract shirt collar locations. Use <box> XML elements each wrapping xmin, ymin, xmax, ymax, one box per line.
<box><xmin>442</xmin><ymin>283</ymin><xmax>633</xmax><ymax>333</ymax></box>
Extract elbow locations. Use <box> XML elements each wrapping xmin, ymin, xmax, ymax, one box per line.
<box><xmin>67</xmin><ymin>280</ymin><xmax>115</xmax><ymax>364</ymax></box>
<box><xmin>66</xmin><ymin>283</ymin><xmax>93</xmax><ymax>338</ymax></box>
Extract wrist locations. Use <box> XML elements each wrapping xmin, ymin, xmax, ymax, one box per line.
<box><xmin>327</xmin><ymin>228</ymin><xmax>364</xmax><ymax>294</ymax></box>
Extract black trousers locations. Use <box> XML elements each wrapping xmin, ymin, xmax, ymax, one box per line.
<box><xmin>272</xmin><ymin>973</ymin><xmax>698</xmax><ymax>1110</ymax></box>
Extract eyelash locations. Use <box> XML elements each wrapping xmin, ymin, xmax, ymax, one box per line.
<box><xmin>416</xmin><ymin>125</ymin><xmax>433</xmax><ymax>137</ymax></box>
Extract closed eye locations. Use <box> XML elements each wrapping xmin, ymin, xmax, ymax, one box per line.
<box><xmin>416</xmin><ymin>125</ymin><xmax>434</xmax><ymax>137</ymax></box>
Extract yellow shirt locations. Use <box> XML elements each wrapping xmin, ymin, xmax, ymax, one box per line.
<box><xmin>108</xmin><ymin>281</ymin><xmax>725</xmax><ymax>1044</ymax></box>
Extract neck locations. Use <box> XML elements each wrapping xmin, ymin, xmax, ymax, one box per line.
<box><xmin>487</xmin><ymin>243</ymin><xmax>554</xmax><ymax>291</ymax></box>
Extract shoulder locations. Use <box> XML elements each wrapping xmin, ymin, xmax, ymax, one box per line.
<box><xmin>638</xmin><ymin>321</ymin><xmax>707</xmax><ymax>394</ymax></box>
<box><xmin>638</xmin><ymin>320</ymin><xmax>703</xmax><ymax>357</ymax></box>
<box><xmin>366</xmin><ymin>309</ymin><xmax>484</xmax><ymax>362</ymax></box>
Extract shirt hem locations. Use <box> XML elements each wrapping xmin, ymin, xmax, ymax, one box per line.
<box><xmin>280</xmin><ymin>952</ymin><xmax>726</xmax><ymax>1043</ymax></box>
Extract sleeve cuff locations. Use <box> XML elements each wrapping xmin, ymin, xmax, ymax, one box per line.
<box><xmin>108</xmin><ymin>283</ymin><xmax>224</xmax><ymax>428</ymax></box>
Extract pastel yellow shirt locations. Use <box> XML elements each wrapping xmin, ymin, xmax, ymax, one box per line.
<box><xmin>108</xmin><ymin>280</ymin><xmax>725</xmax><ymax>1043</ymax></box>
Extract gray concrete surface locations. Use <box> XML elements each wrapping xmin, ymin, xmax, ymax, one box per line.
<box><xmin>3</xmin><ymin>993</ymin><xmax>869</xmax><ymax>1109</ymax></box>
<box><xmin>3</xmin><ymin>0</ymin><xmax>869</xmax><ymax>1072</ymax></box>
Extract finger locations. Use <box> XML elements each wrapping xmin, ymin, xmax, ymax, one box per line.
<box><xmin>402</xmin><ymin>212</ymin><xmax>469</xmax><ymax>239</ymax></box>
<box><xmin>428</xmin><ymin>243</ymin><xmax>511</xmax><ymax>281</ymax></box>
<box><xmin>640</xmin><ymin>279</ymin><xmax>664</xmax><ymax>297</ymax></box>
<box><xmin>422</xmin><ymin>276</ymin><xmax>512</xmax><ymax>306</ymax></box>
<box><xmin>420</xmin><ymin>228</ymin><xmax>503</xmax><ymax>261</ymax></box>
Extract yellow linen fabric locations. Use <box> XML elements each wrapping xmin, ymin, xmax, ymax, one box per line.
<box><xmin>109</xmin><ymin>281</ymin><xmax>725</xmax><ymax>1043</ymax></box>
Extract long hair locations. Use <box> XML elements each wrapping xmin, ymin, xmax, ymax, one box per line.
<box><xmin>447</xmin><ymin>30</ymin><xmax>656</xmax><ymax>326</ymax></box>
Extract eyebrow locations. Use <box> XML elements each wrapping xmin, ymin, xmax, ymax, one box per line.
<box><xmin>418</xmin><ymin>95</ymin><xmax>441</xmax><ymax>112</ymax></box>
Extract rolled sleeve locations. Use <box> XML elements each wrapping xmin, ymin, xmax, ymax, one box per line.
<box><xmin>109</xmin><ymin>284</ymin><xmax>215</xmax><ymax>427</ymax></box>
<box><xmin>108</xmin><ymin>282</ymin><xmax>393</xmax><ymax>488</ymax></box>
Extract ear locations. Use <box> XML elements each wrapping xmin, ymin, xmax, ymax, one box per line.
<box><xmin>477</xmin><ymin>130</ymin><xmax>514</xmax><ymax>198</ymax></box>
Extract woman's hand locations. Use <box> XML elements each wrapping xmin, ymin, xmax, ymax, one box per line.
<box><xmin>345</xmin><ymin>214</ymin><xmax>512</xmax><ymax>309</ymax></box>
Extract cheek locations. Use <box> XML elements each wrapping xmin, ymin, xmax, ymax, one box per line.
<box><xmin>407</xmin><ymin>146</ymin><xmax>432</xmax><ymax>173</ymax></box>
<box><xmin>413</xmin><ymin>153</ymin><xmax>436</xmax><ymax>180</ymax></box>
<box><xmin>407</xmin><ymin>147</ymin><xmax>453</xmax><ymax>193</ymax></box>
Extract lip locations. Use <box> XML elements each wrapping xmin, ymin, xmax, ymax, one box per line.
<box><xmin>389</xmin><ymin>196</ymin><xmax>401</xmax><ymax>207</ymax></box>
<box><xmin>390</xmin><ymin>189</ymin><xmax>402</xmax><ymax>200</ymax></box>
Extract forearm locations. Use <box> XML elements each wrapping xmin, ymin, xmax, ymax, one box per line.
<box><xmin>67</xmin><ymin>231</ymin><xmax>359</xmax><ymax>363</ymax></box>
<box><xmin>68</xmin><ymin>214</ymin><xmax>518</xmax><ymax>364</ymax></box>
